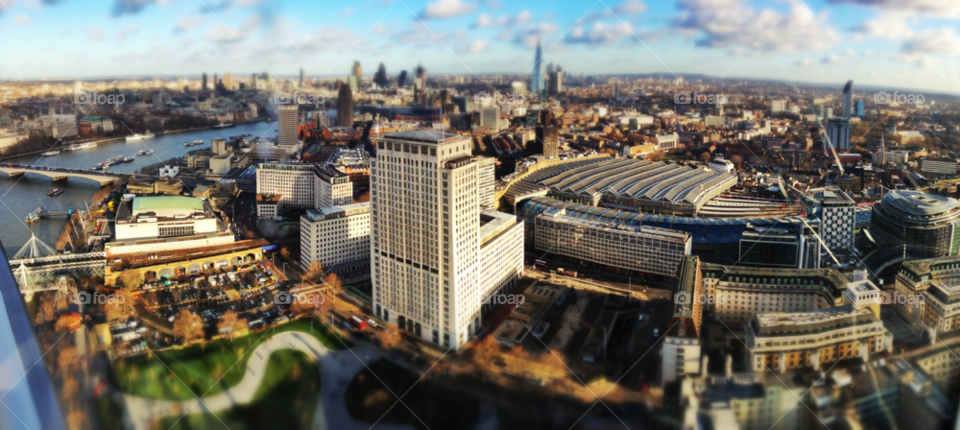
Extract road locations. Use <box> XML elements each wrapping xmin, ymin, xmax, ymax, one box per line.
<box><xmin>113</xmin><ymin>331</ymin><xmax>411</xmax><ymax>430</ymax></box>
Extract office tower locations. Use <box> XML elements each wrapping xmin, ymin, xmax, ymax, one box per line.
<box><xmin>370</xmin><ymin>130</ymin><xmax>524</xmax><ymax>349</ymax></box>
<box><xmin>278</xmin><ymin>104</ymin><xmax>299</xmax><ymax>148</ymax></box>
<box><xmin>255</xmin><ymin>162</ymin><xmax>351</xmax><ymax>218</ymax></box>
<box><xmin>252</xmin><ymin>73</ymin><xmax>259</xmax><ymax>89</ymax></box>
<box><xmin>825</xmin><ymin>118</ymin><xmax>852</xmax><ymax>151</ymax></box>
<box><xmin>348</xmin><ymin>75</ymin><xmax>358</xmax><ymax>90</ymax></box>
<box><xmin>374</xmin><ymin>63</ymin><xmax>389</xmax><ymax>88</ymax></box>
<box><xmin>532</xmin><ymin>36</ymin><xmax>544</xmax><ymax>97</ymax></box>
<box><xmin>223</xmin><ymin>72</ymin><xmax>233</xmax><ymax>90</ymax></box>
<box><xmin>300</xmin><ymin>203</ymin><xmax>371</xmax><ymax>271</ymax></box>
<box><xmin>480</xmin><ymin>106</ymin><xmax>500</xmax><ymax>130</ymax></box>
<box><xmin>337</xmin><ymin>82</ymin><xmax>354</xmax><ymax>127</ymax></box>
<box><xmin>416</xmin><ymin>64</ymin><xmax>427</xmax><ymax>106</ymax></box>
<box><xmin>547</xmin><ymin>71</ymin><xmax>562</xmax><ymax>96</ymax></box>
<box><xmin>842</xmin><ymin>80</ymin><xmax>853</xmax><ymax>119</ymax></box>
<box><xmin>536</xmin><ymin>124</ymin><xmax>559</xmax><ymax>157</ymax></box>
<box><xmin>477</xmin><ymin>157</ymin><xmax>496</xmax><ymax>208</ymax></box>
<box><xmin>202</xmin><ymin>72</ymin><xmax>208</xmax><ymax>91</ymax></box>
<box><xmin>299</xmin><ymin>67</ymin><xmax>305</xmax><ymax>88</ymax></box>
<box><xmin>804</xmin><ymin>187</ymin><xmax>855</xmax><ymax>252</ymax></box>
<box><xmin>213</xmin><ymin>73</ymin><xmax>218</xmax><ymax>90</ymax></box>
<box><xmin>398</xmin><ymin>70</ymin><xmax>408</xmax><ymax>87</ymax></box>
<box><xmin>614</xmin><ymin>83</ymin><xmax>620</xmax><ymax>99</ymax></box>
<box><xmin>352</xmin><ymin>61</ymin><xmax>361</xmax><ymax>81</ymax></box>
<box><xmin>856</xmin><ymin>100</ymin><xmax>864</xmax><ymax>117</ymax></box>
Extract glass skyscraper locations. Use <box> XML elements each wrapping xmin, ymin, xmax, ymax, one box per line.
<box><xmin>532</xmin><ymin>37</ymin><xmax>544</xmax><ymax>98</ymax></box>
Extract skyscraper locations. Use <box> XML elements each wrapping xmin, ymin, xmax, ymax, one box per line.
<box><xmin>374</xmin><ymin>63</ymin><xmax>389</xmax><ymax>89</ymax></box>
<box><xmin>532</xmin><ymin>37</ymin><xmax>544</xmax><ymax>98</ymax></box>
<box><xmin>842</xmin><ymin>80</ymin><xmax>853</xmax><ymax>119</ymax></box>
<box><xmin>299</xmin><ymin>68</ymin><xmax>305</xmax><ymax>88</ymax></box>
<box><xmin>352</xmin><ymin>61</ymin><xmax>362</xmax><ymax>81</ymax></box>
<box><xmin>278</xmin><ymin>104</ymin><xmax>299</xmax><ymax>148</ymax></box>
<box><xmin>416</xmin><ymin>64</ymin><xmax>427</xmax><ymax>106</ymax></box>
<box><xmin>337</xmin><ymin>82</ymin><xmax>354</xmax><ymax>127</ymax></box>
<box><xmin>370</xmin><ymin>130</ymin><xmax>524</xmax><ymax>349</ymax></box>
<box><xmin>398</xmin><ymin>70</ymin><xmax>408</xmax><ymax>87</ymax></box>
<box><xmin>223</xmin><ymin>72</ymin><xmax>232</xmax><ymax>90</ymax></box>
<box><xmin>548</xmin><ymin>71</ymin><xmax>562</xmax><ymax>96</ymax></box>
<box><xmin>825</xmin><ymin>118</ymin><xmax>852</xmax><ymax>151</ymax></box>
<box><xmin>202</xmin><ymin>72</ymin><xmax>208</xmax><ymax>91</ymax></box>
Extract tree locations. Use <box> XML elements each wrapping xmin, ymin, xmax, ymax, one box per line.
<box><xmin>324</xmin><ymin>273</ymin><xmax>343</xmax><ymax>304</ymax></box>
<box><xmin>290</xmin><ymin>292</ymin><xmax>322</xmax><ymax>315</ymax></box>
<box><xmin>103</xmin><ymin>288</ymin><xmax>137</xmax><ymax>322</ymax></box>
<box><xmin>173</xmin><ymin>309</ymin><xmax>204</xmax><ymax>345</ymax></box>
<box><xmin>58</xmin><ymin>346</ymin><xmax>79</xmax><ymax>374</ymax></box>
<box><xmin>217</xmin><ymin>310</ymin><xmax>247</xmax><ymax>340</ymax></box>
<box><xmin>381</xmin><ymin>330</ymin><xmax>402</xmax><ymax>351</ymax></box>
<box><xmin>730</xmin><ymin>155</ymin><xmax>743</xmax><ymax>166</ymax></box>
<box><xmin>117</xmin><ymin>270</ymin><xmax>143</xmax><ymax>288</ymax></box>
<box><xmin>304</xmin><ymin>261</ymin><xmax>325</xmax><ymax>284</ymax></box>
<box><xmin>356</xmin><ymin>191</ymin><xmax>370</xmax><ymax>203</ymax></box>
<box><xmin>280</xmin><ymin>247</ymin><xmax>291</xmax><ymax>260</ymax></box>
<box><xmin>700</xmin><ymin>151</ymin><xmax>712</xmax><ymax>163</ymax></box>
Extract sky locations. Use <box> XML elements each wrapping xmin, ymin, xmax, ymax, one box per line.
<box><xmin>1</xmin><ymin>0</ymin><xmax>960</xmax><ymax>93</ymax></box>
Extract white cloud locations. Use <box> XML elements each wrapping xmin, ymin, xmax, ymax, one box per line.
<box><xmin>513</xmin><ymin>23</ymin><xmax>557</xmax><ymax>47</ymax></box>
<box><xmin>585</xmin><ymin>0</ymin><xmax>647</xmax><ymax>22</ymax></box>
<box><xmin>115</xmin><ymin>24</ymin><xmax>140</xmax><ymax>39</ymax></box>
<box><xmin>901</xmin><ymin>27</ymin><xmax>960</xmax><ymax>55</ymax></box>
<box><xmin>565</xmin><ymin>22</ymin><xmax>634</xmax><ymax>45</ymax></box>
<box><xmin>176</xmin><ymin>16</ymin><xmax>208</xmax><ymax>33</ymax></box>
<box><xmin>827</xmin><ymin>0</ymin><xmax>960</xmax><ymax>17</ymax></box>
<box><xmin>85</xmin><ymin>27</ymin><xmax>106</xmax><ymax>41</ymax></box>
<box><xmin>15</xmin><ymin>15</ymin><xmax>32</xmax><ymax>26</ymax></box>
<box><xmin>797</xmin><ymin>58</ymin><xmax>812</xmax><ymax>66</ymax></box>
<box><xmin>472</xmin><ymin>9</ymin><xmax>528</xmax><ymax>28</ymax></box>
<box><xmin>420</xmin><ymin>0</ymin><xmax>476</xmax><ymax>19</ymax></box>
<box><xmin>671</xmin><ymin>0</ymin><xmax>836</xmax><ymax>53</ymax></box>
<box><xmin>112</xmin><ymin>0</ymin><xmax>159</xmax><ymax>17</ymax></box>
<box><xmin>371</xmin><ymin>23</ymin><xmax>387</xmax><ymax>35</ymax></box>
<box><xmin>205</xmin><ymin>14</ymin><xmax>261</xmax><ymax>44</ymax></box>
<box><xmin>820</xmin><ymin>54</ymin><xmax>845</xmax><ymax>64</ymax></box>
<box><xmin>458</xmin><ymin>39</ymin><xmax>489</xmax><ymax>53</ymax></box>
<box><xmin>343</xmin><ymin>7</ymin><xmax>353</xmax><ymax>15</ymax></box>
<box><xmin>850</xmin><ymin>13</ymin><xmax>915</xmax><ymax>39</ymax></box>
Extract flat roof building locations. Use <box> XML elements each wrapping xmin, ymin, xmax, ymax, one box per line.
<box><xmin>300</xmin><ymin>203</ymin><xmax>370</xmax><ymax>272</ymax></box>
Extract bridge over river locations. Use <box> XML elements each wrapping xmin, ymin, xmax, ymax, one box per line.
<box><xmin>0</xmin><ymin>163</ymin><xmax>160</xmax><ymax>186</ymax></box>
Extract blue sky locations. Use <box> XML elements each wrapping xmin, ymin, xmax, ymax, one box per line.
<box><xmin>1</xmin><ymin>0</ymin><xmax>959</xmax><ymax>92</ymax></box>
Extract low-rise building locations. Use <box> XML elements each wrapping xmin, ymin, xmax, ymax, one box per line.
<box><xmin>893</xmin><ymin>255</ymin><xmax>960</xmax><ymax>340</ymax></box>
<box><xmin>299</xmin><ymin>203</ymin><xmax>370</xmax><ymax>272</ymax></box>
<box><xmin>534</xmin><ymin>208</ymin><xmax>692</xmax><ymax>278</ymax></box>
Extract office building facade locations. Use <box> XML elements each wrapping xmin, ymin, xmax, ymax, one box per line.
<box><xmin>894</xmin><ymin>256</ymin><xmax>960</xmax><ymax>339</ymax></box>
<box><xmin>371</xmin><ymin>130</ymin><xmax>524</xmax><ymax>350</ymax></box>
<box><xmin>278</xmin><ymin>104</ymin><xmax>299</xmax><ymax>148</ymax></box>
<box><xmin>870</xmin><ymin>191</ymin><xmax>960</xmax><ymax>258</ymax></box>
<box><xmin>825</xmin><ymin>118</ymin><xmax>852</xmax><ymax>151</ymax></box>
<box><xmin>804</xmin><ymin>187</ymin><xmax>855</xmax><ymax>252</ymax></box>
<box><xmin>534</xmin><ymin>209</ymin><xmax>692</xmax><ymax>278</ymax></box>
<box><xmin>300</xmin><ymin>203</ymin><xmax>370</xmax><ymax>271</ymax></box>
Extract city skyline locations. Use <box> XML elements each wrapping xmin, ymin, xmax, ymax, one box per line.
<box><xmin>1</xmin><ymin>0</ymin><xmax>959</xmax><ymax>92</ymax></box>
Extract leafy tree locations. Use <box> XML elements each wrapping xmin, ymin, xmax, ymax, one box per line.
<box><xmin>304</xmin><ymin>261</ymin><xmax>325</xmax><ymax>284</ymax></box>
<box><xmin>172</xmin><ymin>309</ymin><xmax>204</xmax><ymax>345</ymax></box>
<box><xmin>217</xmin><ymin>310</ymin><xmax>247</xmax><ymax>340</ymax></box>
<box><xmin>324</xmin><ymin>273</ymin><xmax>343</xmax><ymax>304</ymax></box>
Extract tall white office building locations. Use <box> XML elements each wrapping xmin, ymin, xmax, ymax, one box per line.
<box><xmin>300</xmin><ymin>202</ymin><xmax>370</xmax><ymax>272</ymax></box>
<box><xmin>825</xmin><ymin>118</ymin><xmax>852</xmax><ymax>151</ymax></box>
<box><xmin>804</xmin><ymin>187</ymin><xmax>855</xmax><ymax>252</ymax></box>
<box><xmin>371</xmin><ymin>130</ymin><xmax>523</xmax><ymax>350</ymax></box>
<box><xmin>477</xmin><ymin>156</ymin><xmax>496</xmax><ymax>209</ymax></box>
<box><xmin>255</xmin><ymin>162</ymin><xmax>352</xmax><ymax>218</ymax></box>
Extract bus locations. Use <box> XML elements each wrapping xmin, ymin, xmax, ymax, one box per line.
<box><xmin>534</xmin><ymin>260</ymin><xmax>547</xmax><ymax>270</ymax></box>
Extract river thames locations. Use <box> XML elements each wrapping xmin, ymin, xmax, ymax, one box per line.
<box><xmin>0</xmin><ymin>121</ymin><xmax>277</xmax><ymax>255</ymax></box>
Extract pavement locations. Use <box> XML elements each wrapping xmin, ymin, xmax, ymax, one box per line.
<box><xmin>114</xmin><ymin>331</ymin><xmax>412</xmax><ymax>430</ymax></box>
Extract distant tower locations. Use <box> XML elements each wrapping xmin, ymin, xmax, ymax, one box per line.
<box><xmin>278</xmin><ymin>104</ymin><xmax>299</xmax><ymax>147</ymax></box>
<box><xmin>202</xmin><ymin>73</ymin><xmax>208</xmax><ymax>91</ymax></box>
<box><xmin>352</xmin><ymin>61</ymin><xmax>362</xmax><ymax>81</ymax></box>
<box><xmin>337</xmin><ymin>81</ymin><xmax>354</xmax><ymax>127</ymax></box>
<box><xmin>223</xmin><ymin>72</ymin><xmax>232</xmax><ymax>90</ymax></box>
<box><xmin>532</xmin><ymin>36</ymin><xmax>544</xmax><ymax>98</ymax></box>
<box><xmin>878</xmin><ymin>133</ymin><xmax>885</xmax><ymax>165</ymax></box>
<box><xmin>398</xmin><ymin>70</ymin><xmax>408</xmax><ymax>87</ymax></box>
<box><xmin>842</xmin><ymin>80</ymin><xmax>853</xmax><ymax>119</ymax></box>
<box><xmin>416</xmin><ymin>64</ymin><xmax>426</xmax><ymax>106</ymax></box>
<box><xmin>374</xmin><ymin>63</ymin><xmax>389</xmax><ymax>89</ymax></box>
<box><xmin>299</xmin><ymin>68</ymin><xmax>305</xmax><ymax>88</ymax></box>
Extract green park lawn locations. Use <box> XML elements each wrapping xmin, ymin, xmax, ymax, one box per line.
<box><xmin>110</xmin><ymin>317</ymin><xmax>347</xmax><ymax>401</ymax></box>
<box><xmin>158</xmin><ymin>349</ymin><xmax>322</xmax><ymax>430</ymax></box>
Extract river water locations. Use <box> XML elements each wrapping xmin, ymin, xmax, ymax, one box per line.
<box><xmin>0</xmin><ymin>121</ymin><xmax>278</xmax><ymax>255</ymax></box>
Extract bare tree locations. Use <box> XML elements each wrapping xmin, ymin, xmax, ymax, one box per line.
<box><xmin>324</xmin><ymin>273</ymin><xmax>343</xmax><ymax>304</ymax></box>
<box><xmin>304</xmin><ymin>261</ymin><xmax>324</xmax><ymax>284</ymax></box>
<box><xmin>217</xmin><ymin>310</ymin><xmax>247</xmax><ymax>340</ymax></box>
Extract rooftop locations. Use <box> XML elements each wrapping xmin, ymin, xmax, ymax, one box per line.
<box><xmin>382</xmin><ymin>129</ymin><xmax>463</xmax><ymax>144</ymax></box>
<box><xmin>881</xmin><ymin>190</ymin><xmax>959</xmax><ymax>216</ymax></box>
<box><xmin>751</xmin><ymin>305</ymin><xmax>880</xmax><ymax>337</ymax></box>
<box><xmin>132</xmin><ymin>196</ymin><xmax>205</xmax><ymax>213</ymax></box>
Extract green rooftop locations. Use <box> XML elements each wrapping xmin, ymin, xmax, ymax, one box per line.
<box><xmin>133</xmin><ymin>196</ymin><xmax>205</xmax><ymax>212</ymax></box>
